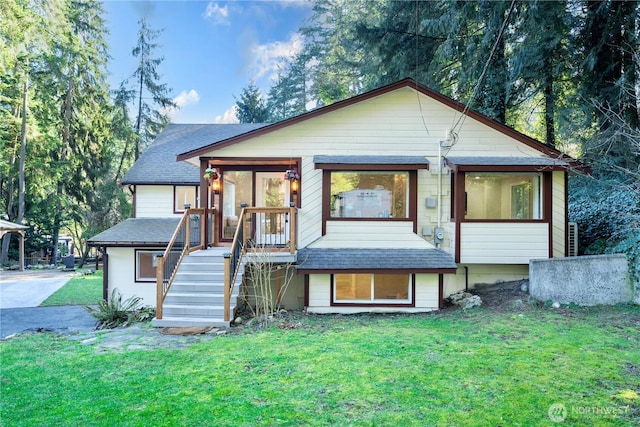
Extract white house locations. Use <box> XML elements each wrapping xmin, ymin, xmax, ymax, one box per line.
<box><xmin>89</xmin><ymin>79</ymin><xmax>583</xmax><ymax>326</ymax></box>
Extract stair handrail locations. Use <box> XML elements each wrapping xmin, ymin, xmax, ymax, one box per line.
<box><xmin>223</xmin><ymin>207</ymin><xmax>248</xmax><ymax>322</ymax></box>
<box><xmin>156</xmin><ymin>207</ymin><xmax>213</xmax><ymax>319</ymax></box>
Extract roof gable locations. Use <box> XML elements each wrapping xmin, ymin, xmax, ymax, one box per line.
<box><xmin>177</xmin><ymin>78</ymin><xmax>569</xmax><ymax>163</ymax></box>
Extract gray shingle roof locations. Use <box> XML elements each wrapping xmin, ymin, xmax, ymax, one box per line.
<box><xmin>445</xmin><ymin>156</ymin><xmax>568</xmax><ymax>167</ymax></box>
<box><xmin>296</xmin><ymin>248</ymin><xmax>456</xmax><ymax>271</ymax></box>
<box><xmin>122</xmin><ymin>123</ymin><xmax>268</xmax><ymax>185</ymax></box>
<box><xmin>88</xmin><ymin>218</ymin><xmax>180</xmax><ymax>246</ymax></box>
<box><xmin>314</xmin><ymin>155</ymin><xmax>429</xmax><ymax>165</ymax></box>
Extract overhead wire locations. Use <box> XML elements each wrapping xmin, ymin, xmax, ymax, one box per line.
<box><xmin>450</xmin><ymin>0</ymin><xmax>518</xmax><ymax>137</ymax></box>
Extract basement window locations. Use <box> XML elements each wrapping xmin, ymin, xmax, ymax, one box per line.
<box><xmin>333</xmin><ymin>273</ymin><xmax>412</xmax><ymax>305</ymax></box>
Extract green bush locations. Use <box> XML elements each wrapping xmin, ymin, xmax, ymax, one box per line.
<box><xmin>569</xmin><ymin>173</ymin><xmax>640</xmax><ymax>283</ymax></box>
<box><xmin>85</xmin><ymin>289</ymin><xmax>155</xmax><ymax>329</ymax></box>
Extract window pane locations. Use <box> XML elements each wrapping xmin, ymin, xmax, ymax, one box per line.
<box><xmin>334</xmin><ymin>273</ymin><xmax>410</xmax><ymax>303</ymax></box>
<box><xmin>331</xmin><ymin>171</ymin><xmax>408</xmax><ymax>218</ymax></box>
<box><xmin>175</xmin><ymin>186</ymin><xmax>197</xmax><ymax>212</ymax></box>
<box><xmin>137</xmin><ymin>251</ymin><xmax>157</xmax><ymax>281</ymax></box>
<box><xmin>373</xmin><ymin>274</ymin><xmax>410</xmax><ymax>300</ymax></box>
<box><xmin>335</xmin><ymin>274</ymin><xmax>371</xmax><ymax>300</ymax></box>
<box><xmin>465</xmin><ymin>173</ymin><xmax>541</xmax><ymax>220</ymax></box>
<box><xmin>222</xmin><ymin>171</ymin><xmax>253</xmax><ymax>239</ymax></box>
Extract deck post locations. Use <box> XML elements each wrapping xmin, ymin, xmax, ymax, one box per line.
<box><xmin>156</xmin><ymin>256</ymin><xmax>164</xmax><ymax>319</ymax></box>
<box><xmin>289</xmin><ymin>206</ymin><xmax>296</xmax><ymax>254</ymax></box>
<box><xmin>223</xmin><ymin>253</ymin><xmax>231</xmax><ymax>322</ymax></box>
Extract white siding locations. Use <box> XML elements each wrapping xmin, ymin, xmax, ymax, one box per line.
<box><xmin>415</xmin><ymin>274</ymin><xmax>439</xmax><ymax>308</ymax></box>
<box><xmin>308</xmin><ymin>274</ymin><xmax>330</xmax><ymax>308</ymax></box>
<box><xmin>195</xmin><ymin>87</ymin><xmax>550</xmax><ymax>251</ymax></box>
<box><xmin>310</xmin><ymin>221</ymin><xmax>434</xmax><ymax>249</ymax></box>
<box><xmin>107</xmin><ymin>247</ymin><xmax>157</xmax><ymax>306</ymax></box>
<box><xmin>136</xmin><ymin>185</ymin><xmax>180</xmax><ymax>218</ymax></box>
<box><xmin>460</xmin><ymin>222</ymin><xmax>549</xmax><ymax>264</ymax></box>
<box><xmin>552</xmin><ymin>171</ymin><xmax>566</xmax><ymax>257</ymax></box>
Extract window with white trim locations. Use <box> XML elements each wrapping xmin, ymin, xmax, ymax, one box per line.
<box><xmin>333</xmin><ymin>273</ymin><xmax>412</xmax><ymax>304</ymax></box>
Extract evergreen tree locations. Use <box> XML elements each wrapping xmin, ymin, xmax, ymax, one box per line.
<box><xmin>130</xmin><ymin>18</ymin><xmax>175</xmax><ymax>160</ymax></box>
<box><xmin>235</xmin><ymin>82</ymin><xmax>269</xmax><ymax>123</ymax></box>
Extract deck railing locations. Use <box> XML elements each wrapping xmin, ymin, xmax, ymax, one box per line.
<box><xmin>223</xmin><ymin>206</ymin><xmax>297</xmax><ymax>321</ymax></box>
<box><xmin>156</xmin><ymin>208</ymin><xmax>215</xmax><ymax>319</ymax></box>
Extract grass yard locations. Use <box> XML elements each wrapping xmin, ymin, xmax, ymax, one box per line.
<box><xmin>1</xmin><ymin>304</ymin><xmax>638</xmax><ymax>426</ymax></box>
<box><xmin>39</xmin><ymin>270</ymin><xmax>103</xmax><ymax>306</ymax></box>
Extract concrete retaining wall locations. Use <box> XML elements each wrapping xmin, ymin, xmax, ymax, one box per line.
<box><xmin>530</xmin><ymin>254</ymin><xmax>636</xmax><ymax>306</ymax></box>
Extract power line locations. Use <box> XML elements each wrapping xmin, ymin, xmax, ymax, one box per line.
<box><xmin>451</xmin><ymin>0</ymin><xmax>518</xmax><ymax>136</ymax></box>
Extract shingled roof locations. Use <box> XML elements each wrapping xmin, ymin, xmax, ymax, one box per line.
<box><xmin>122</xmin><ymin>123</ymin><xmax>268</xmax><ymax>185</ymax></box>
<box><xmin>296</xmin><ymin>248</ymin><xmax>457</xmax><ymax>273</ymax></box>
<box><xmin>88</xmin><ymin>218</ymin><xmax>181</xmax><ymax>246</ymax></box>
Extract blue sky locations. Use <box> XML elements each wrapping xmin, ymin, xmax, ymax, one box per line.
<box><xmin>102</xmin><ymin>0</ymin><xmax>313</xmax><ymax>123</ymax></box>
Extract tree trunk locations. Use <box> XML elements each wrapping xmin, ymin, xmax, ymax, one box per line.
<box><xmin>543</xmin><ymin>56</ymin><xmax>556</xmax><ymax>147</ymax></box>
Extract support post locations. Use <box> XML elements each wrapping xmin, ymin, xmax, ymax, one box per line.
<box><xmin>156</xmin><ymin>256</ymin><xmax>164</xmax><ymax>319</ymax></box>
<box><xmin>289</xmin><ymin>206</ymin><xmax>296</xmax><ymax>254</ymax></box>
<box><xmin>223</xmin><ymin>253</ymin><xmax>231</xmax><ymax>322</ymax></box>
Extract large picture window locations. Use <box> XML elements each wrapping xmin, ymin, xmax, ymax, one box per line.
<box><xmin>465</xmin><ymin>173</ymin><xmax>541</xmax><ymax>220</ymax></box>
<box><xmin>330</xmin><ymin>171</ymin><xmax>408</xmax><ymax>218</ymax></box>
<box><xmin>333</xmin><ymin>273</ymin><xmax>412</xmax><ymax>304</ymax></box>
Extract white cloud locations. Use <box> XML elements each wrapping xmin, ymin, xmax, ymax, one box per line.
<box><xmin>203</xmin><ymin>2</ymin><xmax>230</xmax><ymax>25</ymax></box>
<box><xmin>214</xmin><ymin>105</ymin><xmax>239</xmax><ymax>124</ymax></box>
<box><xmin>162</xmin><ymin>89</ymin><xmax>200</xmax><ymax>121</ymax></box>
<box><xmin>244</xmin><ymin>33</ymin><xmax>304</xmax><ymax>82</ymax></box>
<box><xmin>174</xmin><ymin>89</ymin><xmax>200</xmax><ymax>108</ymax></box>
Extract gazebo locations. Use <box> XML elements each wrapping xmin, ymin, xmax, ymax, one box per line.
<box><xmin>0</xmin><ymin>219</ymin><xmax>28</xmax><ymax>271</ymax></box>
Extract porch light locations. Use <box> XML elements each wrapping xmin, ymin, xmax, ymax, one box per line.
<box><xmin>290</xmin><ymin>178</ymin><xmax>299</xmax><ymax>194</ymax></box>
<box><xmin>212</xmin><ymin>178</ymin><xmax>221</xmax><ymax>194</ymax></box>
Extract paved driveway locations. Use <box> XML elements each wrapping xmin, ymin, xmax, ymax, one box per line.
<box><xmin>0</xmin><ymin>273</ymin><xmax>71</xmax><ymax>309</ymax></box>
<box><xmin>1</xmin><ymin>306</ymin><xmax>97</xmax><ymax>339</ymax></box>
<box><xmin>0</xmin><ymin>270</ymin><xmax>97</xmax><ymax>339</ymax></box>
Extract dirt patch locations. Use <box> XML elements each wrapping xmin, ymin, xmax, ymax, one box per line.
<box><xmin>472</xmin><ymin>280</ymin><xmax>531</xmax><ymax>311</ymax></box>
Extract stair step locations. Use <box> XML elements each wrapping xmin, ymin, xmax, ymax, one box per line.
<box><xmin>174</xmin><ymin>272</ymin><xmax>225</xmax><ymax>282</ymax></box>
<box><xmin>152</xmin><ymin>317</ymin><xmax>231</xmax><ymax>328</ymax></box>
<box><xmin>178</xmin><ymin>262</ymin><xmax>225</xmax><ymax>272</ymax></box>
<box><xmin>164</xmin><ymin>292</ymin><xmax>238</xmax><ymax>305</ymax></box>
<box><xmin>163</xmin><ymin>304</ymin><xmax>237</xmax><ymax>317</ymax></box>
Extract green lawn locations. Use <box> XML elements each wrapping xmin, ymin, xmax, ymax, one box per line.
<box><xmin>1</xmin><ymin>305</ymin><xmax>638</xmax><ymax>426</ymax></box>
<box><xmin>39</xmin><ymin>270</ymin><xmax>103</xmax><ymax>306</ymax></box>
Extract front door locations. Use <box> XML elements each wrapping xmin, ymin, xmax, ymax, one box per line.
<box><xmin>255</xmin><ymin>172</ymin><xmax>290</xmax><ymax>246</ymax></box>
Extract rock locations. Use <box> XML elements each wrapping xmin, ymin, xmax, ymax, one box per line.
<box><xmin>447</xmin><ymin>291</ymin><xmax>482</xmax><ymax>310</ymax></box>
<box><xmin>215</xmin><ymin>329</ymin><xmax>228</xmax><ymax>336</ymax></box>
<box><xmin>552</xmin><ymin>301</ymin><xmax>561</xmax><ymax>309</ymax></box>
<box><xmin>234</xmin><ymin>316</ymin><xmax>243</xmax><ymax>325</ymax></box>
<box><xmin>462</xmin><ymin>295</ymin><xmax>482</xmax><ymax>309</ymax></box>
<box><xmin>520</xmin><ymin>281</ymin><xmax>529</xmax><ymax>292</ymax></box>
<box><xmin>81</xmin><ymin>337</ymin><xmax>98</xmax><ymax>346</ymax></box>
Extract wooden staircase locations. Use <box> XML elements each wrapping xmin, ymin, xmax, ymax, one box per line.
<box><xmin>152</xmin><ymin>248</ymin><xmax>242</xmax><ymax>328</ymax></box>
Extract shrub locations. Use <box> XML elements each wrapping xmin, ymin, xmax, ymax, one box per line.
<box><xmin>569</xmin><ymin>173</ymin><xmax>640</xmax><ymax>283</ymax></box>
<box><xmin>85</xmin><ymin>289</ymin><xmax>155</xmax><ymax>329</ymax></box>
